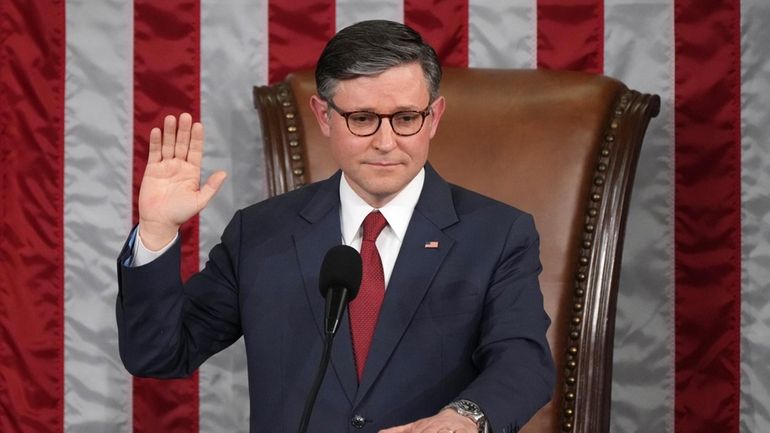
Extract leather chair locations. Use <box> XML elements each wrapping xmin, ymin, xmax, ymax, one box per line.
<box><xmin>253</xmin><ymin>68</ymin><xmax>660</xmax><ymax>433</ymax></box>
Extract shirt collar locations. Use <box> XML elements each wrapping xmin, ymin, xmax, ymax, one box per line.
<box><xmin>339</xmin><ymin>168</ymin><xmax>425</xmax><ymax>244</ymax></box>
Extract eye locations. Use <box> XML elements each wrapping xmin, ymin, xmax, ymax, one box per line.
<box><xmin>393</xmin><ymin>111</ymin><xmax>421</xmax><ymax>124</ymax></box>
<box><xmin>348</xmin><ymin>112</ymin><xmax>377</xmax><ymax>124</ymax></box>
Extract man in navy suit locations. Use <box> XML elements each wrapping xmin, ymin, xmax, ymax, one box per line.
<box><xmin>118</xmin><ymin>20</ymin><xmax>553</xmax><ymax>433</ymax></box>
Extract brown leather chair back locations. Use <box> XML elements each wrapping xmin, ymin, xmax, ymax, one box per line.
<box><xmin>254</xmin><ymin>68</ymin><xmax>660</xmax><ymax>433</ymax></box>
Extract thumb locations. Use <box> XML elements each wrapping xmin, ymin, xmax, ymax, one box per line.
<box><xmin>198</xmin><ymin>170</ymin><xmax>228</xmax><ymax>209</ymax></box>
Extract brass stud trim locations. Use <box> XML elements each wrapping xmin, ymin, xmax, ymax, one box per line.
<box><xmin>270</xmin><ymin>82</ymin><xmax>308</xmax><ymax>191</ymax></box>
<box><xmin>559</xmin><ymin>90</ymin><xmax>634</xmax><ymax>432</ymax></box>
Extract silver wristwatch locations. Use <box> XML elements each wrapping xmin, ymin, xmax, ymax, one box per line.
<box><xmin>445</xmin><ymin>399</ymin><xmax>488</xmax><ymax>433</ymax></box>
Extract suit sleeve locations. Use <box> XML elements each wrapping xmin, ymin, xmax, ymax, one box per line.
<box><xmin>116</xmin><ymin>210</ymin><xmax>244</xmax><ymax>378</ymax></box>
<box><xmin>459</xmin><ymin>213</ymin><xmax>555</xmax><ymax>433</ymax></box>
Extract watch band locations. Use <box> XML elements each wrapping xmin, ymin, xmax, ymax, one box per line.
<box><xmin>445</xmin><ymin>399</ymin><xmax>488</xmax><ymax>433</ymax></box>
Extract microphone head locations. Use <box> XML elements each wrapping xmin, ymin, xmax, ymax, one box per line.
<box><xmin>318</xmin><ymin>245</ymin><xmax>362</xmax><ymax>300</ymax></box>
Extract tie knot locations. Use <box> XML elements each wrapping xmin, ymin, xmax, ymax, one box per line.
<box><xmin>362</xmin><ymin>211</ymin><xmax>388</xmax><ymax>242</ymax></box>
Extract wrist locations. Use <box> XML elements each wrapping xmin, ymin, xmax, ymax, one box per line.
<box><xmin>138</xmin><ymin>220</ymin><xmax>179</xmax><ymax>251</ymax></box>
<box><xmin>444</xmin><ymin>399</ymin><xmax>487</xmax><ymax>433</ymax></box>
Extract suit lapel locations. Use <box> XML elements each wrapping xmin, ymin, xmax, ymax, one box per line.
<box><xmin>293</xmin><ymin>172</ymin><xmax>358</xmax><ymax>404</ymax></box>
<box><xmin>354</xmin><ymin>165</ymin><xmax>459</xmax><ymax>405</ymax></box>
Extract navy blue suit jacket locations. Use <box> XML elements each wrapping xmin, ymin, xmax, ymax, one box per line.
<box><xmin>117</xmin><ymin>165</ymin><xmax>554</xmax><ymax>433</ymax></box>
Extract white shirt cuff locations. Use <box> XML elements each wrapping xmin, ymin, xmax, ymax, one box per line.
<box><xmin>131</xmin><ymin>231</ymin><xmax>178</xmax><ymax>266</ymax></box>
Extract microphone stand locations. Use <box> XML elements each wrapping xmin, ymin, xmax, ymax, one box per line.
<box><xmin>297</xmin><ymin>287</ymin><xmax>350</xmax><ymax>433</ymax></box>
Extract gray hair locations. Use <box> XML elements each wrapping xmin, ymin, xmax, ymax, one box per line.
<box><xmin>315</xmin><ymin>20</ymin><xmax>442</xmax><ymax>102</ymax></box>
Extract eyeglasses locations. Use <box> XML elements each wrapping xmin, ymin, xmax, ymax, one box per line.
<box><xmin>326</xmin><ymin>99</ymin><xmax>432</xmax><ymax>137</ymax></box>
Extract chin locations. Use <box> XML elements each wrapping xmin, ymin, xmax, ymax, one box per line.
<box><xmin>362</xmin><ymin>182</ymin><xmax>405</xmax><ymax>202</ymax></box>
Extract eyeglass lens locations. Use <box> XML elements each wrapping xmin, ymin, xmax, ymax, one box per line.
<box><xmin>346</xmin><ymin>111</ymin><xmax>425</xmax><ymax>136</ymax></box>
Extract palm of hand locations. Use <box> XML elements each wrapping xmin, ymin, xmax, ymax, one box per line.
<box><xmin>136</xmin><ymin>113</ymin><xmax>227</xmax><ymax>249</ymax></box>
<box><xmin>139</xmin><ymin>157</ymin><xmax>205</xmax><ymax>227</ymax></box>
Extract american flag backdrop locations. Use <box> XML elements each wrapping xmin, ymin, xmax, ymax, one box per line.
<box><xmin>1</xmin><ymin>1</ymin><xmax>768</xmax><ymax>433</ymax></box>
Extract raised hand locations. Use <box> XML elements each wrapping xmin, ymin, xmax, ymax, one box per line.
<box><xmin>137</xmin><ymin>113</ymin><xmax>227</xmax><ymax>250</ymax></box>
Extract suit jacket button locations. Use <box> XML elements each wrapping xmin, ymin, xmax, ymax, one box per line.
<box><xmin>351</xmin><ymin>414</ymin><xmax>366</xmax><ymax>429</ymax></box>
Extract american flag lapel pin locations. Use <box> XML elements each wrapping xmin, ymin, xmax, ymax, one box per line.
<box><xmin>424</xmin><ymin>240</ymin><xmax>439</xmax><ymax>249</ymax></box>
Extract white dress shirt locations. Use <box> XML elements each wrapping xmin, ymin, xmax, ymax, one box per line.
<box><xmin>133</xmin><ymin>168</ymin><xmax>425</xmax><ymax>280</ymax></box>
<box><xmin>339</xmin><ymin>168</ymin><xmax>424</xmax><ymax>288</ymax></box>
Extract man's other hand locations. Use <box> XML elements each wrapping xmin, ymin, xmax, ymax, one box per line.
<box><xmin>379</xmin><ymin>408</ymin><xmax>478</xmax><ymax>433</ymax></box>
<box><xmin>137</xmin><ymin>113</ymin><xmax>227</xmax><ymax>250</ymax></box>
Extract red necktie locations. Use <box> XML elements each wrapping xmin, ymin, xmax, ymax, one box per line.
<box><xmin>349</xmin><ymin>211</ymin><xmax>388</xmax><ymax>380</ymax></box>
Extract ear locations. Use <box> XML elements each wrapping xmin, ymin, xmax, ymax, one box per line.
<box><xmin>309</xmin><ymin>95</ymin><xmax>332</xmax><ymax>137</ymax></box>
<box><xmin>427</xmin><ymin>96</ymin><xmax>446</xmax><ymax>139</ymax></box>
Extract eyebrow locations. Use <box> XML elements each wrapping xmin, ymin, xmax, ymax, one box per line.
<box><xmin>348</xmin><ymin>104</ymin><xmax>427</xmax><ymax>113</ymax></box>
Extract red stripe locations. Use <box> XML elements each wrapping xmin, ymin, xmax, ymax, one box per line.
<box><xmin>537</xmin><ymin>0</ymin><xmax>604</xmax><ymax>73</ymax></box>
<box><xmin>404</xmin><ymin>0</ymin><xmax>469</xmax><ymax>67</ymax></box>
<box><xmin>0</xmin><ymin>1</ymin><xmax>65</xmax><ymax>432</ymax></box>
<box><xmin>133</xmin><ymin>2</ymin><xmax>200</xmax><ymax>432</ymax></box>
<box><xmin>268</xmin><ymin>0</ymin><xmax>335</xmax><ymax>83</ymax></box>
<box><xmin>674</xmin><ymin>1</ymin><xmax>741</xmax><ymax>432</ymax></box>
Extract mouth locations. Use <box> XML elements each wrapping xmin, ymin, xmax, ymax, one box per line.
<box><xmin>364</xmin><ymin>161</ymin><xmax>402</xmax><ymax>167</ymax></box>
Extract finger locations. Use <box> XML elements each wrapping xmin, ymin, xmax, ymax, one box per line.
<box><xmin>197</xmin><ymin>170</ymin><xmax>227</xmax><ymax>211</ymax></box>
<box><xmin>379</xmin><ymin>423</ymin><xmax>412</xmax><ymax>433</ymax></box>
<box><xmin>187</xmin><ymin>121</ymin><xmax>205</xmax><ymax>167</ymax></box>
<box><xmin>148</xmin><ymin>127</ymin><xmax>162</xmax><ymax>163</ymax></box>
<box><xmin>175</xmin><ymin>112</ymin><xmax>192</xmax><ymax>159</ymax></box>
<box><xmin>161</xmin><ymin>115</ymin><xmax>177</xmax><ymax>160</ymax></box>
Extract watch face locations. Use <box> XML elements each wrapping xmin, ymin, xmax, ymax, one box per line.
<box><xmin>459</xmin><ymin>400</ymin><xmax>480</xmax><ymax>414</ymax></box>
<box><xmin>448</xmin><ymin>400</ymin><xmax>486</xmax><ymax>432</ymax></box>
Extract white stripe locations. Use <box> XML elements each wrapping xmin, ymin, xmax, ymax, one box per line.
<box><xmin>64</xmin><ymin>1</ymin><xmax>133</xmax><ymax>432</ymax></box>
<box><xmin>603</xmin><ymin>1</ymin><xmax>675</xmax><ymax>432</ymax></box>
<box><xmin>468</xmin><ymin>0</ymin><xmax>536</xmax><ymax>69</ymax></box>
<box><xmin>741</xmin><ymin>1</ymin><xmax>770</xmax><ymax>432</ymax></box>
<box><xmin>336</xmin><ymin>0</ymin><xmax>404</xmax><ymax>32</ymax></box>
<box><xmin>199</xmin><ymin>1</ymin><xmax>269</xmax><ymax>431</ymax></box>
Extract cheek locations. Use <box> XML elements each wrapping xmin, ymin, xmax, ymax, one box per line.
<box><xmin>329</xmin><ymin>137</ymin><xmax>365</xmax><ymax>167</ymax></box>
<box><xmin>404</xmin><ymin>139</ymin><xmax>431</xmax><ymax>162</ymax></box>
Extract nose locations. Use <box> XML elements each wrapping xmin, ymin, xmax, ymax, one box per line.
<box><xmin>372</xmin><ymin>118</ymin><xmax>397</xmax><ymax>151</ymax></box>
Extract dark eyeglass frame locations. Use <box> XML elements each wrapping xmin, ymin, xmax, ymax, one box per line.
<box><xmin>326</xmin><ymin>99</ymin><xmax>433</xmax><ymax>137</ymax></box>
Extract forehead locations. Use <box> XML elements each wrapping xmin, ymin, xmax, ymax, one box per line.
<box><xmin>332</xmin><ymin>63</ymin><xmax>430</xmax><ymax>109</ymax></box>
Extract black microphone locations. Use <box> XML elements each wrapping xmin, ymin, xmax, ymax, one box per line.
<box><xmin>298</xmin><ymin>245</ymin><xmax>362</xmax><ymax>433</ymax></box>
<box><xmin>318</xmin><ymin>244</ymin><xmax>362</xmax><ymax>336</ymax></box>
